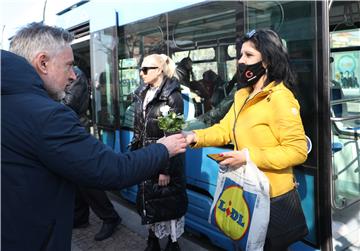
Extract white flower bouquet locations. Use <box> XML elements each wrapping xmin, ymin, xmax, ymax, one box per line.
<box><xmin>158</xmin><ymin>105</ymin><xmax>185</xmax><ymax>134</ymax></box>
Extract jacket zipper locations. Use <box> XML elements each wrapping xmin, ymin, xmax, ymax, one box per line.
<box><xmin>232</xmin><ymin>91</ymin><xmax>264</xmax><ymax>150</ymax></box>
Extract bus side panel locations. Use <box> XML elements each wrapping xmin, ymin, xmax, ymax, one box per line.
<box><xmin>101</xmin><ymin>130</ymin><xmax>117</xmax><ymax>151</ymax></box>
<box><xmin>294</xmin><ymin>168</ymin><xmax>317</xmax><ymax>245</ymax></box>
<box><xmin>119</xmin><ymin>129</ymin><xmax>133</xmax><ymax>153</ymax></box>
<box><xmin>290</xmin><ymin>241</ymin><xmax>320</xmax><ymax>251</ymax></box>
<box><xmin>185</xmin><ymin>147</ymin><xmax>226</xmax><ymax>196</ymax></box>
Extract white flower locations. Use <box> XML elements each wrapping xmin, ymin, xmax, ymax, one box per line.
<box><xmin>160</xmin><ymin>105</ymin><xmax>171</xmax><ymax>117</ymax></box>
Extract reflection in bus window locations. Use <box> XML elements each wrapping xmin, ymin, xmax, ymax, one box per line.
<box><xmin>117</xmin><ymin>15</ymin><xmax>167</xmax><ymax>128</ymax></box>
<box><xmin>94</xmin><ymin>70</ymin><xmax>115</xmax><ymax>125</ymax></box>
<box><xmin>91</xmin><ymin>26</ymin><xmax>117</xmax><ymax>128</ymax></box>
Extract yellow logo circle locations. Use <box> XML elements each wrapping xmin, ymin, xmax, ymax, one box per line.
<box><xmin>214</xmin><ymin>185</ymin><xmax>250</xmax><ymax>240</ymax></box>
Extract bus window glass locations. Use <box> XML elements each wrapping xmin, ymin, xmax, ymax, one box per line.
<box><xmin>118</xmin><ymin>58</ymin><xmax>139</xmax><ymax>128</ymax></box>
<box><xmin>227</xmin><ymin>45</ymin><xmax>236</xmax><ymax>58</ymax></box>
<box><xmin>226</xmin><ymin>59</ymin><xmax>237</xmax><ymax>84</ymax></box>
<box><xmin>331</xmin><ymin>50</ymin><xmax>360</xmax><ymax>92</ymax></box>
<box><xmin>330</xmin><ymin>50</ymin><xmax>360</xmax><ymax>208</ymax></box>
<box><xmin>246</xmin><ymin>1</ymin><xmax>285</xmax><ymax>31</ymax></box>
<box><xmin>169</xmin><ymin>2</ymin><xmax>239</xmax><ymax>125</ymax></box>
<box><xmin>330</xmin><ymin>28</ymin><xmax>360</xmax><ymax>48</ymax></box>
<box><xmin>173</xmin><ymin>48</ymin><xmax>217</xmax><ymax>80</ymax></box>
<box><xmin>330</xmin><ymin>26</ymin><xmax>360</xmax><ymax>208</ymax></box>
<box><xmin>118</xmin><ymin>15</ymin><xmax>167</xmax><ymax>129</ymax></box>
<box><xmin>173</xmin><ymin>48</ymin><xmax>215</xmax><ymax>62</ymax></box>
<box><xmin>227</xmin><ymin>45</ymin><xmax>237</xmax><ymax>80</ymax></box>
<box><xmin>91</xmin><ymin>27</ymin><xmax>117</xmax><ymax>127</ymax></box>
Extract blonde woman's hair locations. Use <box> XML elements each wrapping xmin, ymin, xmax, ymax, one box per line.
<box><xmin>145</xmin><ymin>54</ymin><xmax>178</xmax><ymax>80</ymax></box>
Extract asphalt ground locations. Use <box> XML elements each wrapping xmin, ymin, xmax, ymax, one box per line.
<box><xmin>71</xmin><ymin>192</ymin><xmax>360</xmax><ymax>251</ymax></box>
<box><xmin>71</xmin><ymin>192</ymin><xmax>224</xmax><ymax>251</ymax></box>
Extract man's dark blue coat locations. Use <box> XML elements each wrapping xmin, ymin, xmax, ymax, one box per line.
<box><xmin>1</xmin><ymin>50</ymin><xmax>169</xmax><ymax>251</ymax></box>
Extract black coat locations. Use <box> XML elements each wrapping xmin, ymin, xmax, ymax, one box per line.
<box><xmin>131</xmin><ymin>77</ymin><xmax>188</xmax><ymax>224</ymax></box>
<box><xmin>61</xmin><ymin>66</ymin><xmax>90</xmax><ymax>127</ymax></box>
<box><xmin>1</xmin><ymin>50</ymin><xmax>170</xmax><ymax>251</ymax></box>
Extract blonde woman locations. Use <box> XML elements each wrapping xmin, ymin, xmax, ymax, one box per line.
<box><xmin>130</xmin><ymin>54</ymin><xmax>187</xmax><ymax>251</ymax></box>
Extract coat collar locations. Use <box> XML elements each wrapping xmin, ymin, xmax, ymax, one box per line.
<box><xmin>1</xmin><ymin>50</ymin><xmax>46</xmax><ymax>96</ymax></box>
<box><xmin>235</xmin><ymin>81</ymin><xmax>286</xmax><ymax>110</ymax></box>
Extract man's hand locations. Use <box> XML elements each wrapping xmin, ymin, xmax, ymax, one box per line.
<box><xmin>157</xmin><ymin>133</ymin><xmax>186</xmax><ymax>158</ymax></box>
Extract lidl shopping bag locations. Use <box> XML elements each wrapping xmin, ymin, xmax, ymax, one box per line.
<box><xmin>209</xmin><ymin>149</ymin><xmax>270</xmax><ymax>251</ymax></box>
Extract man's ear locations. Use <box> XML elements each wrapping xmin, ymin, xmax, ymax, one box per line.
<box><xmin>32</xmin><ymin>53</ymin><xmax>49</xmax><ymax>75</ymax></box>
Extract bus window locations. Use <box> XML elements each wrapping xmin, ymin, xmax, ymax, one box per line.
<box><xmin>330</xmin><ymin>27</ymin><xmax>360</xmax><ymax>209</ymax></box>
<box><xmin>91</xmin><ymin>27</ymin><xmax>118</xmax><ymax>128</ymax></box>
<box><xmin>117</xmin><ymin>15</ymin><xmax>168</xmax><ymax>129</ymax></box>
<box><xmin>227</xmin><ymin>45</ymin><xmax>237</xmax><ymax>80</ymax></box>
<box><xmin>169</xmin><ymin>2</ymin><xmax>239</xmax><ymax>126</ymax></box>
<box><xmin>173</xmin><ymin>48</ymin><xmax>217</xmax><ymax>80</ymax></box>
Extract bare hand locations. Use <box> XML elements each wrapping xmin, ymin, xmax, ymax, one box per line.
<box><xmin>157</xmin><ymin>134</ymin><xmax>186</xmax><ymax>158</ymax></box>
<box><xmin>218</xmin><ymin>150</ymin><xmax>246</xmax><ymax>169</ymax></box>
<box><xmin>158</xmin><ymin>174</ymin><xmax>170</xmax><ymax>186</ymax></box>
<box><xmin>182</xmin><ymin>131</ymin><xmax>196</xmax><ymax>146</ymax></box>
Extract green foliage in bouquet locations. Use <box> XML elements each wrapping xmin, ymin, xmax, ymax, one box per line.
<box><xmin>158</xmin><ymin>105</ymin><xmax>185</xmax><ymax>133</ymax></box>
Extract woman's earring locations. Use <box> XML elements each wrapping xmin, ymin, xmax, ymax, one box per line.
<box><xmin>265</xmin><ymin>68</ymin><xmax>268</xmax><ymax>75</ymax></box>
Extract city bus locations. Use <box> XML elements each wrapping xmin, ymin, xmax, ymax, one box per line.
<box><xmin>55</xmin><ymin>1</ymin><xmax>360</xmax><ymax>250</ymax></box>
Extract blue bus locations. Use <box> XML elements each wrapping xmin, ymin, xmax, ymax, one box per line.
<box><xmin>56</xmin><ymin>1</ymin><xmax>360</xmax><ymax>250</ymax></box>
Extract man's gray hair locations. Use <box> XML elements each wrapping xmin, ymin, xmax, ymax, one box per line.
<box><xmin>9</xmin><ymin>22</ymin><xmax>74</xmax><ymax>63</ymax></box>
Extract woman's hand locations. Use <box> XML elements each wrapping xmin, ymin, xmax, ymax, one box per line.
<box><xmin>183</xmin><ymin>131</ymin><xmax>196</xmax><ymax>146</ymax></box>
<box><xmin>158</xmin><ymin>174</ymin><xmax>170</xmax><ymax>186</ymax></box>
<box><xmin>218</xmin><ymin>149</ymin><xmax>247</xmax><ymax>169</ymax></box>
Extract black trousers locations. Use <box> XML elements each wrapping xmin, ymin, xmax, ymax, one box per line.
<box><xmin>74</xmin><ymin>187</ymin><xmax>119</xmax><ymax>224</ymax></box>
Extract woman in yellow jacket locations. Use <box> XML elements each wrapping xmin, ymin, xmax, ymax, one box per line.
<box><xmin>185</xmin><ymin>29</ymin><xmax>308</xmax><ymax>251</ymax></box>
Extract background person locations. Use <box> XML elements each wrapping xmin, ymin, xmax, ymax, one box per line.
<box><xmin>62</xmin><ymin>66</ymin><xmax>121</xmax><ymax>241</ymax></box>
<box><xmin>175</xmin><ymin>57</ymin><xmax>194</xmax><ymax>84</ymax></box>
<box><xmin>131</xmin><ymin>54</ymin><xmax>188</xmax><ymax>251</ymax></box>
<box><xmin>1</xmin><ymin>22</ymin><xmax>186</xmax><ymax>251</ymax></box>
<box><xmin>185</xmin><ymin>29</ymin><xmax>309</xmax><ymax>251</ymax></box>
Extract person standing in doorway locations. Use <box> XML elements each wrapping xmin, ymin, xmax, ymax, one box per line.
<box><xmin>62</xmin><ymin>66</ymin><xmax>121</xmax><ymax>241</ymax></box>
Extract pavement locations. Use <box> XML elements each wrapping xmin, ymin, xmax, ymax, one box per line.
<box><xmin>71</xmin><ymin>192</ymin><xmax>223</xmax><ymax>251</ymax></box>
<box><xmin>71</xmin><ymin>192</ymin><xmax>360</xmax><ymax>251</ymax></box>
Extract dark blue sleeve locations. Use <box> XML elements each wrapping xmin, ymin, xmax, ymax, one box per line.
<box><xmin>37</xmin><ymin>106</ymin><xmax>169</xmax><ymax>189</ymax></box>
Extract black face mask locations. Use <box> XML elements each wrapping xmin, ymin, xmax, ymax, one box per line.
<box><xmin>237</xmin><ymin>61</ymin><xmax>266</xmax><ymax>88</ymax></box>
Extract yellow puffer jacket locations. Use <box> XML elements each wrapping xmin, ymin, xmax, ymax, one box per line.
<box><xmin>193</xmin><ymin>81</ymin><xmax>307</xmax><ymax>197</ymax></box>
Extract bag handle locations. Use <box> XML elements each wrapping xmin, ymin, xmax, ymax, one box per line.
<box><xmin>243</xmin><ymin>148</ymin><xmax>250</xmax><ymax>164</ymax></box>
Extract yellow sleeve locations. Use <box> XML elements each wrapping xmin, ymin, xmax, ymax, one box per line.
<box><xmin>192</xmin><ymin>103</ymin><xmax>235</xmax><ymax>148</ymax></box>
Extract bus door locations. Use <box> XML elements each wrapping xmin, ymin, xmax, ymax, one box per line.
<box><xmin>90</xmin><ymin>11</ymin><xmax>120</xmax><ymax>151</ymax></box>
<box><xmin>329</xmin><ymin>1</ymin><xmax>360</xmax><ymax>249</ymax></box>
<box><xmin>56</xmin><ymin>2</ymin><xmax>121</xmax><ymax>149</ymax></box>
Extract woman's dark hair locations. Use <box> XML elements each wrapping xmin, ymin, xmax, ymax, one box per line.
<box><xmin>240</xmin><ymin>29</ymin><xmax>297</xmax><ymax>94</ymax></box>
